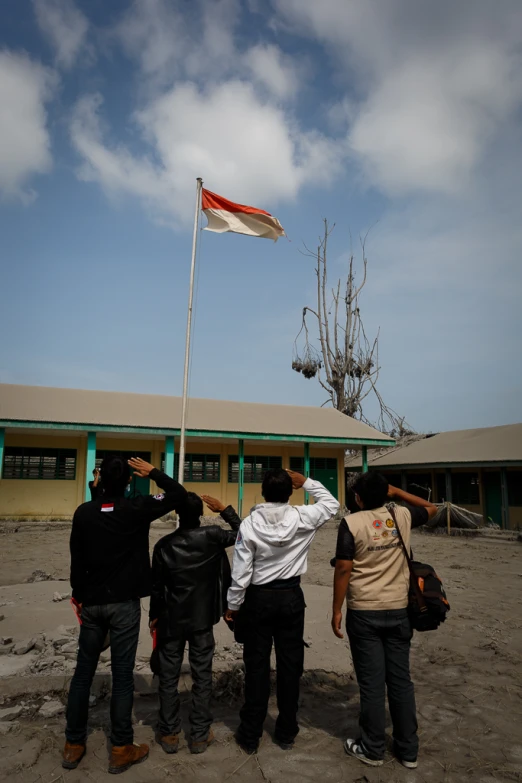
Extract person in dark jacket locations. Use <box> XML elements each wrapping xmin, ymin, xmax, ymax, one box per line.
<box><xmin>63</xmin><ymin>455</ymin><xmax>187</xmax><ymax>776</ymax></box>
<box><xmin>150</xmin><ymin>492</ymin><xmax>240</xmax><ymax>755</ymax></box>
<box><xmin>88</xmin><ymin>467</ymin><xmax>102</xmax><ymax>500</ymax></box>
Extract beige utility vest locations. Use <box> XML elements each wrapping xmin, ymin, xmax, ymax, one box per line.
<box><xmin>346</xmin><ymin>505</ymin><xmax>412</xmax><ymax>611</ymax></box>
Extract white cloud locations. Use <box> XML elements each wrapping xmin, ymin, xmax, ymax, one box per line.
<box><xmin>0</xmin><ymin>50</ymin><xmax>56</xmax><ymax>204</ymax></box>
<box><xmin>272</xmin><ymin>0</ymin><xmax>522</xmax><ymax>196</ymax></box>
<box><xmin>243</xmin><ymin>44</ymin><xmax>298</xmax><ymax>100</ymax></box>
<box><xmin>33</xmin><ymin>0</ymin><xmax>90</xmax><ymax>69</ymax></box>
<box><xmin>70</xmin><ymin>82</ymin><xmax>339</xmax><ymax>225</ymax></box>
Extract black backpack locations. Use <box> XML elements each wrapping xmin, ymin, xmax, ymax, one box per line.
<box><xmin>389</xmin><ymin>506</ymin><xmax>450</xmax><ymax>632</ymax></box>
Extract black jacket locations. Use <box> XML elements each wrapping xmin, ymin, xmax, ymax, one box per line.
<box><xmin>150</xmin><ymin>506</ymin><xmax>241</xmax><ymax>636</ymax></box>
<box><xmin>70</xmin><ymin>468</ymin><xmax>187</xmax><ymax>607</ymax></box>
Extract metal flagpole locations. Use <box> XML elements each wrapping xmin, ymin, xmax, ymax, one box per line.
<box><xmin>178</xmin><ymin>177</ymin><xmax>203</xmax><ymax>484</ymax></box>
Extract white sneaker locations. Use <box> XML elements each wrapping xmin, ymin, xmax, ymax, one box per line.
<box><xmin>400</xmin><ymin>758</ymin><xmax>418</xmax><ymax>769</ymax></box>
<box><xmin>344</xmin><ymin>738</ymin><xmax>384</xmax><ymax>767</ymax></box>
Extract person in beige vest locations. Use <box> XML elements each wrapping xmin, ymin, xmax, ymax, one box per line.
<box><xmin>332</xmin><ymin>472</ymin><xmax>437</xmax><ymax>770</ymax></box>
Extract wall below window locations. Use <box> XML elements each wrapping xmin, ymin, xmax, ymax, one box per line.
<box><xmin>1</xmin><ymin>433</ymin><xmax>346</xmax><ymax>519</ymax></box>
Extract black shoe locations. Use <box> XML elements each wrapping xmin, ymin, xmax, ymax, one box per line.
<box><xmin>234</xmin><ymin>732</ymin><xmax>258</xmax><ymax>755</ymax></box>
<box><xmin>274</xmin><ymin>738</ymin><xmax>294</xmax><ymax>750</ymax></box>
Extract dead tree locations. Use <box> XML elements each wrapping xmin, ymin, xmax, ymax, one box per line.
<box><xmin>292</xmin><ymin>220</ymin><xmax>412</xmax><ymax>437</ymax></box>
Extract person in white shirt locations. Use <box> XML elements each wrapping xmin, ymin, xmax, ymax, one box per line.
<box><xmin>223</xmin><ymin>468</ymin><xmax>340</xmax><ymax>753</ymax></box>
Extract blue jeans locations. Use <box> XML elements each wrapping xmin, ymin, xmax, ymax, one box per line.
<box><xmin>346</xmin><ymin>608</ymin><xmax>418</xmax><ymax>762</ymax></box>
<box><xmin>66</xmin><ymin>599</ymin><xmax>141</xmax><ymax>747</ymax></box>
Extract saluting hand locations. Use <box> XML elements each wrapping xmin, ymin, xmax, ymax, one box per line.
<box><xmin>128</xmin><ymin>457</ymin><xmax>155</xmax><ymax>477</ymax></box>
<box><xmin>202</xmin><ymin>495</ymin><xmax>226</xmax><ymax>513</ymax></box>
<box><xmin>286</xmin><ymin>469</ymin><xmax>307</xmax><ymax>489</ymax></box>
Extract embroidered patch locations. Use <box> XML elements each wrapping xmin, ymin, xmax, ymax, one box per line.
<box><xmin>153</xmin><ymin>494</ymin><xmax>165</xmax><ymax>501</ymax></box>
<box><xmin>385</xmin><ymin>519</ymin><xmax>395</xmax><ymax>528</ymax></box>
<box><xmin>236</xmin><ymin>530</ymin><xmax>243</xmax><ymax>545</ymax></box>
<box><xmin>382</xmin><ymin>530</ymin><xmax>389</xmax><ymax>538</ymax></box>
<box><xmin>101</xmin><ymin>503</ymin><xmax>114</xmax><ymax>512</ymax></box>
<box><xmin>391</xmin><ymin>529</ymin><xmax>399</xmax><ymax>537</ymax></box>
<box><xmin>372</xmin><ymin>520</ymin><xmax>383</xmax><ymax>529</ymax></box>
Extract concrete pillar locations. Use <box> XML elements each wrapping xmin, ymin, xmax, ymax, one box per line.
<box><xmin>164</xmin><ymin>435</ymin><xmax>175</xmax><ymax>477</ymax></box>
<box><xmin>85</xmin><ymin>432</ymin><xmax>97</xmax><ymax>502</ymax></box>
<box><xmin>238</xmin><ymin>440</ymin><xmax>245</xmax><ymax>518</ymax></box>
<box><xmin>500</xmin><ymin>468</ymin><xmax>510</xmax><ymax>529</ymax></box>
<box><xmin>445</xmin><ymin>468</ymin><xmax>452</xmax><ymax>503</ymax></box>
<box><xmin>304</xmin><ymin>442</ymin><xmax>310</xmax><ymax>505</ymax></box>
<box><xmin>362</xmin><ymin>446</ymin><xmax>368</xmax><ymax>473</ymax></box>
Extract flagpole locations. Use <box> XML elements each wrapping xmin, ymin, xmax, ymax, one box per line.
<box><xmin>178</xmin><ymin>177</ymin><xmax>203</xmax><ymax>484</ymax></box>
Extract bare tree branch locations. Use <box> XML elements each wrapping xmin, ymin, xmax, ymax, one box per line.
<box><xmin>292</xmin><ymin>220</ymin><xmax>413</xmax><ymax>436</ymax></box>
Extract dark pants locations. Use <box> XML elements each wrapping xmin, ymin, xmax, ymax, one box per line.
<box><xmin>346</xmin><ymin>608</ymin><xmax>418</xmax><ymax>762</ymax></box>
<box><xmin>238</xmin><ymin>585</ymin><xmax>305</xmax><ymax>747</ymax></box>
<box><xmin>66</xmin><ymin>599</ymin><xmax>141</xmax><ymax>747</ymax></box>
<box><xmin>158</xmin><ymin>628</ymin><xmax>215</xmax><ymax>742</ymax></box>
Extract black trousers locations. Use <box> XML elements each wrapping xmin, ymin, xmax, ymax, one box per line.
<box><xmin>66</xmin><ymin>599</ymin><xmax>141</xmax><ymax>747</ymax></box>
<box><xmin>346</xmin><ymin>608</ymin><xmax>418</xmax><ymax>762</ymax></box>
<box><xmin>238</xmin><ymin>585</ymin><xmax>305</xmax><ymax>747</ymax></box>
<box><xmin>158</xmin><ymin>627</ymin><xmax>215</xmax><ymax>742</ymax></box>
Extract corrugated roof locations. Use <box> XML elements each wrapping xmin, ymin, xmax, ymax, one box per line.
<box><xmin>0</xmin><ymin>384</ymin><xmax>394</xmax><ymax>444</ymax></box>
<box><xmin>349</xmin><ymin>424</ymin><xmax>522</xmax><ymax>466</ymax></box>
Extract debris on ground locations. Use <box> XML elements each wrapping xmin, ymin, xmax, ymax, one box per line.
<box><xmin>26</xmin><ymin>570</ymin><xmax>54</xmax><ymax>583</ymax></box>
<box><xmin>0</xmin><ymin>705</ymin><xmax>23</xmax><ymax>721</ymax></box>
<box><xmin>13</xmin><ymin>638</ymin><xmax>36</xmax><ymax>655</ymax></box>
<box><xmin>38</xmin><ymin>699</ymin><xmax>64</xmax><ymax>719</ymax></box>
<box><xmin>52</xmin><ymin>591</ymin><xmax>71</xmax><ymax>602</ymax></box>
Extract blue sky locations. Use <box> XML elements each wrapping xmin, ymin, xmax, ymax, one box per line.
<box><xmin>1</xmin><ymin>0</ymin><xmax>521</xmax><ymax>434</ymax></box>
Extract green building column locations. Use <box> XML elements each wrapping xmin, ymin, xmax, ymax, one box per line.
<box><xmin>304</xmin><ymin>442</ymin><xmax>310</xmax><ymax>505</ymax></box>
<box><xmin>362</xmin><ymin>446</ymin><xmax>368</xmax><ymax>473</ymax></box>
<box><xmin>85</xmin><ymin>432</ymin><xmax>97</xmax><ymax>502</ymax></box>
<box><xmin>164</xmin><ymin>435</ymin><xmax>175</xmax><ymax>477</ymax></box>
<box><xmin>0</xmin><ymin>427</ymin><xmax>5</xmax><ymax>479</ymax></box>
<box><xmin>238</xmin><ymin>439</ymin><xmax>245</xmax><ymax>518</ymax></box>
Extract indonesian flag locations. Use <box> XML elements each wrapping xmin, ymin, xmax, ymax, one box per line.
<box><xmin>201</xmin><ymin>188</ymin><xmax>285</xmax><ymax>242</ymax></box>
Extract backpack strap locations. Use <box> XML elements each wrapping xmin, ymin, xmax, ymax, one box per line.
<box><xmin>389</xmin><ymin>505</ymin><xmax>427</xmax><ymax>613</ymax></box>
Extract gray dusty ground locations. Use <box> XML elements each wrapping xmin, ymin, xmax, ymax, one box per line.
<box><xmin>0</xmin><ymin>524</ymin><xmax>521</xmax><ymax>782</ymax></box>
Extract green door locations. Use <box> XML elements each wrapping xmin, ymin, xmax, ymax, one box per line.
<box><xmin>310</xmin><ymin>457</ymin><xmax>339</xmax><ymax>499</ymax></box>
<box><xmin>289</xmin><ymin>456</ymin><xmax>339</xmax><ymax>499</ymax></box>
<box><xmin>95</xmin><ymin>450</ymin><xmax>152</xmax><ymax>498</ymax></box>
<box><xmin>484</xmin><ymin>471</ymin><xmax>502</xmax><ymax>526</ymax></box>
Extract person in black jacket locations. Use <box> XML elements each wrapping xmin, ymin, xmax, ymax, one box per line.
<box><xmin>149</xmin><ymin>492</ymin><xmax>240</xmax><ymax>755</ymax></box>
<box><xmin>63</xmin><ymin>455</ymin><xmax>187</xmax><ymax>776</ymax></box>
<box><xmin>88</xmin><ymin>467</ymin><xmax>102</xmax><ymax>500</ymax></box>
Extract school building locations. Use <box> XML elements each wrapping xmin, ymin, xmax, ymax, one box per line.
<box><xmin>0</xmin><ymin>384</ymin><xmax>394</xmax><ymax>520</ymax></box>
<box><xmin>346</xmin><ymin>423</ymin><xmax>522</xmax><ymax>529</ymax></box>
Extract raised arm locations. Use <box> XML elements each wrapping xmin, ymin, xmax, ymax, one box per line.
<box><xmin>128</xmin><ymin>457</ymin><xmax>188</xmax><ymax>520</ymax></box>
<box><xmin>202</xmin><ymin>494</ymin><xmax>242</xmax><ymax>532</ymax></box>
<box><xmin>388</xmin><ymin>485</ymin><xmax>438</xmax><ymax>522</ymax></box>
<box><xmin>286</xmin><ymin>470</ymin><xmax>340</xmax><ymax>528</ymax></box>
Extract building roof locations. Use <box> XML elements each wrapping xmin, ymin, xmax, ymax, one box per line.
<box><xmin>0</xmin><ymin>384</ymin><xmax>394</xmax><ymax>446</ymax></box>
<box><xmin>346</xmin><ymin>424</ymin><xmax>522</xmax><ymax>468</ymax></box>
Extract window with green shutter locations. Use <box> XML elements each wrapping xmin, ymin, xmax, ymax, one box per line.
<box><xmin>228</xmin><ymin>455</ymin><xmax>283</xmax><ymax>483</ymax></box>
<box><xmin>159</xmin><ymin>453</ymin><xmax>220</xmax><ymax>482</ymax></box>
<box><xmin>3</xmin><ymin>447</ymin><xmax>77</xmax><ymax>480</ymax></box>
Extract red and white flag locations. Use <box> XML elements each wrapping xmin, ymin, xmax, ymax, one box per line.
<box><xmin>201</xmin><ymin>189</ymin><xmax>285</xmax><ymax>242</ymax></box>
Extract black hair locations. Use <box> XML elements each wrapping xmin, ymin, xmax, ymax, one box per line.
<box><xmin>100</xmin><ymin>455</ymin><xmax>130</xmax><ymax>496</ymax></box>
<box><xmin>352</xmin><ymin>471</ymin><xmax>389</xmax><ymax>510</ymax></box>
<box><xmin>262</xmin><ymin>468</ymin><xmax>293</xmax><ymax>503</ymax></box>
<box><xmin>178</xmin><ymin>492</ymin><xmax>203</xmax><ymax>528</ymax></box>
<box><xmin>92</xmin><ymin>468</ymin><xmax>98</xmax><ymax>476</ymax></box>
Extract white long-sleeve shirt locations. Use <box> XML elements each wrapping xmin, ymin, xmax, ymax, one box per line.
<box><xmin>227</xmin><ymin>478</ymin><xmax>340</xmax><ymax>611</ymax></box>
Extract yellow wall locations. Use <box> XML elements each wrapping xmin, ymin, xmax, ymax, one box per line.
<box><xmin>1</xmin><ymin>433</ymin><xmax>345</xmax><ymax>519</ymax></box>
<box><xmin>0</xmin><ymin>433</ymin><xmax>85</xmax><ymax>518</ymax></box>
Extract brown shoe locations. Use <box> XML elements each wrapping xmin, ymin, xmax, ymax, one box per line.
<box><xmin>157</xmin><ymin>733</ymin><xmax>179</xmax><ymax>754</ymax></box>
<box><xmin>189</xmin><ymin>729</ymin><xmax>215</xmax><ymax>755</ymax></box>
<box><xmin>62</xmin><ymin>741</ymin><xmax>86</xmax><ymax>769</ymax></box>
<box><xmin>108</xmin><ymin>743</ymin><xmax>149</xmax><ymax>774</ymax></box>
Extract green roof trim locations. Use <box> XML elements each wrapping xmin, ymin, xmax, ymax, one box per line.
<box><xmin>0</xmin><ymin>420</ymin><xmax>395</xmax><ymax>448</ymax></box>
